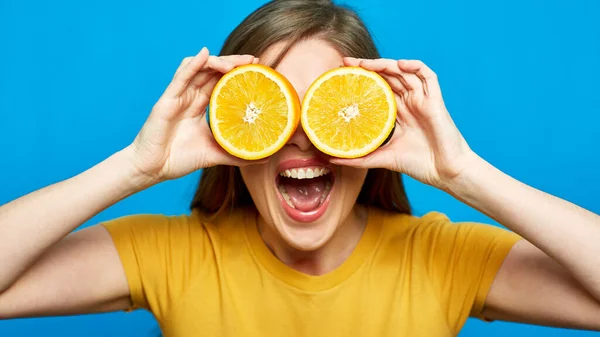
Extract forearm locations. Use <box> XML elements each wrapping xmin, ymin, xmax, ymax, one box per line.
<box><xmin>0</xmin><ymin>147</ymin><xmax>153</xmax><ymax>292</ymax></box>
<box><xmin>446</xmin><ymin>153</ymin><xmax>600</xmax><ymax>301</ymax></box>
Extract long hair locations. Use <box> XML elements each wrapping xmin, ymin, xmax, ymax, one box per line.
<box><xmin>191</xmin><ymin>0</ymin><xmax>411</xmax><ymax>218</ymax></box>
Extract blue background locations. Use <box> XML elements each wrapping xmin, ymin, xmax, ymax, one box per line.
<box><xmin>1</xmin><ymin>0</ymin><xmax>599</xmax><ymax>336</ymax></box>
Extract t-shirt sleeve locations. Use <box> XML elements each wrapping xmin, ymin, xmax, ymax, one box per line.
<box><xmin>414</xmin><ymin>212</ymin><xmax>522</xmax><ymax>332</ymax></box>
<box><xmin>101</xmin><ymin>213</ymin><xmax>210</xmax><ymax>319</ymax></box>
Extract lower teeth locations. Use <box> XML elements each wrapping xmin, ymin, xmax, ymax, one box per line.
<box><xmin>278</xmin><ymin>185</ymin><xmax>295</xmax><ymax>209</ymax></box>
<box><xmin>320</xmin><ymin>181</ymin><xmax>332</xmax><ymax>204</ymax></box>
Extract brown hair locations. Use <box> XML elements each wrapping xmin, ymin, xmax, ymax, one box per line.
<box><xmin>191</xmin><ymin>0</ymin><xmax>411</xmax><ymax>218</ymax></box>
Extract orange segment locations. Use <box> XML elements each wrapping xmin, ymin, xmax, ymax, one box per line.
<box><xmin>209</xmin><ymin>64</ymin><xmax>300</xmax><ymax>160</ymax></box>
<box><xmin>301</xmin><ymin>66</ymin><xmax>397</xmax><ymax>158</ymax></box>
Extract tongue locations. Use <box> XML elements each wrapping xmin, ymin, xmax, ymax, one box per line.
<box><xmin>281</xmin><ymin>176</ymin><xmax>327</xmax><ymax>212</ymax></box>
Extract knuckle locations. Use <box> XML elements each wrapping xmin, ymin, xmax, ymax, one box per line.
<box><xmin>175</xmin><ymin>57</ymin><xmax>193</xmax><ymax>72</ymax></box>
<box><xmin>206</xmin><ymin>56</ymin><xmax>220</xmax><ymax>68</ymax></box>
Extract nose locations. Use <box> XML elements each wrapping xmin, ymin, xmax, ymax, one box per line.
<box><xmin>286</xmin><ymin>125</ymin><xmax>312</xmax><ymax>151</ymax></box>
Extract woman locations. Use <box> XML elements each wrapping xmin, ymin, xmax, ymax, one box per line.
<box><xmin>0</xmin><ymin>0</ymin><xmax>598</xmax><ymax>336</ymax></box>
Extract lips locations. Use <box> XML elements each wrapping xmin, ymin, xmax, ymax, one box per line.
<box><xmin>275</xmin><ymin>158</ymin><xmax>335</xmax><ymax>223</ymax></box>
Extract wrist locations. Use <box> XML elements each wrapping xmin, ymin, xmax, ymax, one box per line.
<box><xmin>112</xmin><ymin>147</ymin><xmax>161</xmax><ymax>193</ymax></box>
<box><xmin>440</xmin><ymin>152</ymin><xmax>492</xmax><ymax>198</ymax></box>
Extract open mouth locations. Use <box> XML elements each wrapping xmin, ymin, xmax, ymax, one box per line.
<box><xmin>275</xmin><ymin>163</ymin><xmax>335</xmax><ymax>223</ymax></box>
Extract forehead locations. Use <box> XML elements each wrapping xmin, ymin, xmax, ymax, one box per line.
<box><xmin>260</xmin><ymin>39</ymin><xmax>344</xmax><ymax>100</ymax></box>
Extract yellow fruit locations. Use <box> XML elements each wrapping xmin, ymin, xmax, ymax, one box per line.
<box><xmin>301</xmin><ymin>66</ymin><xmax>397</xmax><ymax>158</ymax></box>
<box><xmin>209</xmin><ymin>64</ymin><xmax>300</xmax><ymax>160</ymax></box>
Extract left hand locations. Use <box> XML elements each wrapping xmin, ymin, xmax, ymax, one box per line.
<box><xmin>331</xmin><ymin>58</ymin><xmax>476</xmax><ymax>190</ymax></box>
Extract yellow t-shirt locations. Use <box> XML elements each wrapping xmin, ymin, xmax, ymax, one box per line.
<box><xmin>102</xmin><ymin>207</ymin><xmax>521</xmax><ymax>337</ymax></box>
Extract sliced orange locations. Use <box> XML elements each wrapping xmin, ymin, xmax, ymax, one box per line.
<box><xmin>209</xmin><ymin>64</ymin><xmax>300</xmax><ymax>160</ymax></box>
<box><xmin>301</xmin><ymin>66</ymin><xmax>397</xmax><ymax>158</ymax></box>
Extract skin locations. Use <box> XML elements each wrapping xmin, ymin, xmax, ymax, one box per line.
<box><xmin>0</xmin><ymin>38</ymin><xmax>599</xmax><ymax>331</ymax></box>
<box><xmin>240</xmin><ymin>39</ymin><xmax>368</xmax><ymax>275</ymax></box>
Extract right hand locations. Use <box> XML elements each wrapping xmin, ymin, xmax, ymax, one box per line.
<box><xmin>127</xmin><ymin>47</ymin><xmax>260</xmax><ymax>183</ymax></box>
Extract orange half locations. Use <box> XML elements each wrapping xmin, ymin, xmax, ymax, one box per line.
<box><xmin>301</xmin><ymin>66</ymin><xmax>397</xmax><ymax>158</ymax></box>
<box><xmin>209</xmin><ymin>64</ymin><xmax>300</xmax><ymax>160</ymax></box>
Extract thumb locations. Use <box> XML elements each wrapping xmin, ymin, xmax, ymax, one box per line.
<box><xmin>210</xmin><ymin>145</ymin><xmax>270</xmax><ymax>168</ymax></box>
<box><xmin>329</xmin><ymin>148</ymin><xmax>391</xmax><ymax>169</ymax></box>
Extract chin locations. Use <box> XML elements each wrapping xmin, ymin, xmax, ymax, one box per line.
<box><xmin>272</xmin><ymin>205</ymin><xmax>343</xmax><ymax>251</ymax></box>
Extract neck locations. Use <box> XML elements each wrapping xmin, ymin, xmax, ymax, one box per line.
<box><xmin>258</xmin><ymin>205</ymin><xmax>368</xmax><ymax>276</ymax></box>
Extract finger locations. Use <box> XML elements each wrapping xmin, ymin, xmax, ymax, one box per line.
<box><xmin>175</xmin><ymin>55</ymin><xmax>249</xmax><ymax>94</ymax></box>
<box><xmin>398</xmin><ymin>60</ymin><xmax>441</xmax><ymax>98</ymax></box>
<box><xmin>166</xmin><ymin>47</ymin><xmax>210</xmax><ymax>97</ymax></box>
<box><xmin>205</xmin><ymin>55</ymin><xmax>235</xmax><ymax>74</ymax></box>
<box><xmin>357</xmin><ymin>58</ymin><xmax>395</xmax><ymax>73</ymax></box>
<box><xmin>219</xmin><ymin>54</ymin><xmax>256</xmax><ymax>67</ymax></box>
<box><xmin>396</xmin><ymin>71</ymin><xmax>422</xmax><ymax>94</ymax></box>
<box><xmin>188</xmin><ymin>62</ymin><xmax>223</xmax><ymax>89</ymax></box>
<box><xmin>344</xmin><ymin>58</ymin><xmax>396</xmax><ymax>75</ymax></box>
<box><xmin>343</xmin><ymin>57</ymin><xmax>363</xmax><ymax>67</ymax></box>
<box><xmin>252</xmin><ymin>57</ymin><xmax>260</xmax><ymax>64</ymax></box>
<box><xmin>370</xmin><ymin>61</ymin><xmax>422</xmax><ymax>93</ymax></box>
<box><xmin>329</xmin><ymin>147</ymin><xmax>392</xmax><ymax>170</ymax></box>
<box><xmin>345</xmin><ymin>59</ymin><xmax>425</xmax><ymax>118</ymax></box>
<box><xmin>354</xmin><ymin>59</ymin><xmax>422</xmax><ymax>92</ymax></box>
<box><xmin>380</xmin><ymin>73</ymin><xmax>407</xmax><ymax>97</ymax></box>
<box><xmin>189</xmin><ymin>55</ymin><xmax>257</xmax><ymax>96</ymax></box>
<box><xmin>380</xmin><ymin>74</ymin><xmax>416</xmax><ymax>125</ymax></box>
<box><xmin>174</xmin><ymin>57</ymin><xmax>194</xmax><ymax>77</ymax></box>
<box><xmin>185</xmin><ymin>57</ymin><xmax>233</xmax><ymax>91</ymax></box>
<box><xmin>393</xmin><ymin>95</ymin><xmax>416</xmax><ymax>126</ymax></box>
<box><xmin>187</xmin><ymin>75</ymin><xmax>220</xmax><ymax>117</ymax></box>
<box><xmin>188</xmin><ymin>55</ymin><xmax>243</xmax><ymax>89</ymax></box>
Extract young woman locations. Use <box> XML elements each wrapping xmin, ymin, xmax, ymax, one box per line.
<box><xmin>1</xmin><ymin>0</ymin><xmax>599</xmax><ymax>336</ymax></box>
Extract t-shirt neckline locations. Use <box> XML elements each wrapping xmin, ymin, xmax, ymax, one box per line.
<box><xmin>244</xmin><ymin>207</ymin><xmax>383</xmax><ymax>292</ymax></box>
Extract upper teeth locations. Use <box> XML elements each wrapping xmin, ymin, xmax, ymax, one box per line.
<box><xmin>279</xmin><ymin>167</ymin><xmax>330</xmax><ymax>179</ymax></box>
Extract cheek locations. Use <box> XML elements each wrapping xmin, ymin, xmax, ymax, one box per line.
<box><xmin>340</xmin><ymin>168</ymin><xmax>368</xmax><ymax>197</ymax></box>
<box><xmin>240</xmin><ymin>166</ymin><xmax>264</xmax><ymax>195</ymax></box>
<box><xmin>240</xmin><ymin>164</ymin><xmax>272</xmax><ymax>208</ymax></box>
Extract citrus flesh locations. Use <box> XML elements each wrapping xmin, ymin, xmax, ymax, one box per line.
<box><xmin>301</xmin><ymin>66</ymin><xmax>397</xmax><ymax>158</ymax></box>
<box><xmin>209</xmin><ymin>64</ymin><xmax>300</xmax><ymax>160</ymax></box>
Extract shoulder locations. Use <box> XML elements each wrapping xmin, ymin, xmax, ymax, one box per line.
<box><xmin>375</xmin><ymin>208</ymin><xmax>520</xmax><ymax>250</ymax></box>
<box><xmin>100</xmin><ymin>208</ymin><xmax>254</xmax><ymax>245</ymax></box>
<box><xmin>101</xmin><ymin>212</ymin><xmax>200</xmax><ymax>237</ymax></box>
<box><xmin>375</xmin><ymin>208</ymin><xmax>451</xmax><ymax>238</ymax></box>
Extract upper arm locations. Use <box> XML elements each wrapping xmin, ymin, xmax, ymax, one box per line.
<box><xmin>483</xmin><ymin>240</ymin><xmax>600</xmax><ymax>331</ymax></box>
<box><xmin>0</xmin><ymin>225</ymin><xmax>131</xmax><ymax>319</ymax></box>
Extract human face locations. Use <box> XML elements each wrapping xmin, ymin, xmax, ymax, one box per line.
<box><xmin>239</xmin><ymin>39</ymin><xmax>368</xmax><ymax>252</ymax></box>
